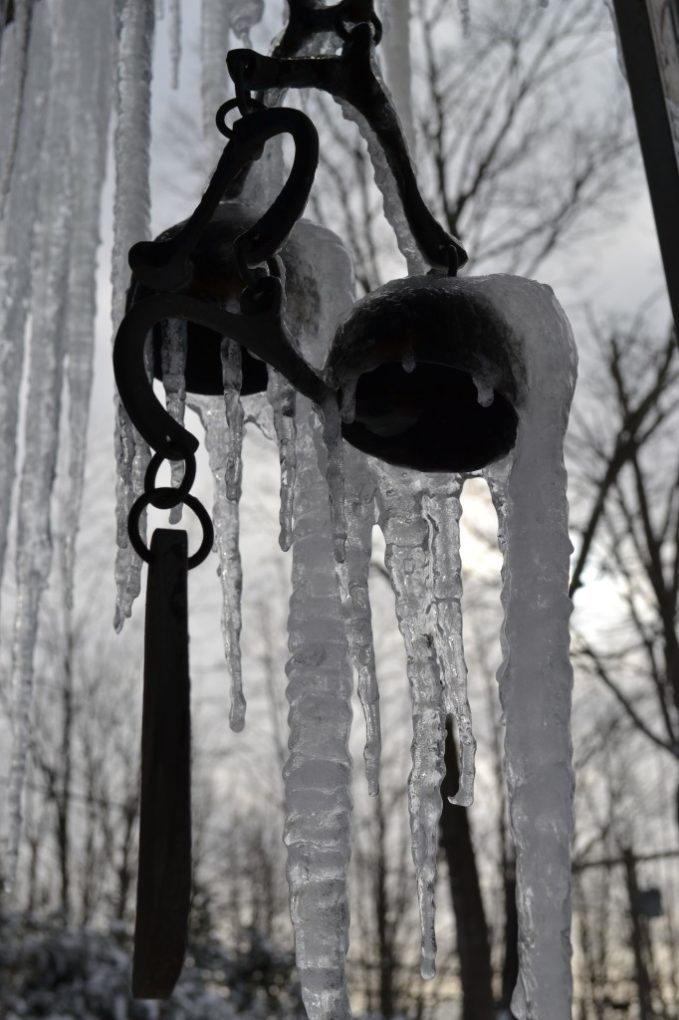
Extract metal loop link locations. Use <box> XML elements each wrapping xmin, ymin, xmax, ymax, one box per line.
<box><xmin>145</xmin><ymin>450</ymin><xmax>197</xmax><ymax>502</ymax></box>
<box><xmin>129</xmin><ymin>491</ymin><xmax>214</xmax><ymax>570</ymax></box>
<box><xmin>215</xmin><ymin>96</ymin><xmax>265</xmax><ymax>139</ymax></box>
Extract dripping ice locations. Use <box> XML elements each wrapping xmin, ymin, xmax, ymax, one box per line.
<box><xmin>192</xmin><ymin>388</ymin><xmax>246</xmax><ymax>734</ymax></box>
<box><xmin>111</xmin><ymin>0</ymin><xmax>155</xmax><ymax>633</ymax></box>
<box><xmin>1</xmin><ymin>0</ymin><xmax>117</xmax><ymax>893</ymax></box>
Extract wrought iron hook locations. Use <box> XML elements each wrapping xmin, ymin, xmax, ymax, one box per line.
<box><xmin>128</xmin><ymin>106</ymin><xmax>319</xmax><ymax>293</ymax></box>
<box><xmin>227</xmin><ymin>25</ymin><xmax>468</xmax><ymax>273</ymax></box>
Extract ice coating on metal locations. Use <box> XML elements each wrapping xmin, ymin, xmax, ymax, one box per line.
<box><xmin>482</xmin><ymin>275</ymin><xmax>576</xmax><ymax>1020</ymax></box>
<box><xmin>336</xmin><ymin>94</ymin><xmax>426</xmax><ymax>275</ymax></box>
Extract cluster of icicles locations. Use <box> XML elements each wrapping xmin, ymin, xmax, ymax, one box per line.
<box><xmin>1</xmin><ymin>3</ymin><xmax>574</xmax><ymax>1020</ymax></box>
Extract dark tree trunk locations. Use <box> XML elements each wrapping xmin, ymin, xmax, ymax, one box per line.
<box><xmin>440</xmin><ymin>719</ymin><xmax>495</xmax><ymax>1020</ymax></box>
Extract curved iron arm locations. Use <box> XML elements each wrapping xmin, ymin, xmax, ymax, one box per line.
<box><xmin>113</xmin><ymin>282</ymin><xmax>331</xmax><ymax>459</ymax></box>
<box><xmin>128</xmin><ymin>106</ymin><xmax>319</xmax><ymax>292</ymax></box>
<box><xmin>228</xmin><ymin>25</ymin><xmax>468</xmax><ymax>272</ymax></box>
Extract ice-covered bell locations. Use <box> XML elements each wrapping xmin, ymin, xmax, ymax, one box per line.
<box><xmin>324</xmin><ymin>274</ymin><xmax>525</xmax><ymax>472</ymax></box>
<box><xmin>127</xmin><ymin>201</ymin><xmax>323</xmax><ymax>396</ymax></box>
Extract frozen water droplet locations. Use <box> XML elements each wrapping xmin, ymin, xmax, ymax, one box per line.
<box><xmin>473</xmin><ymin>375</ymin><xmax>495</xmax><ymax>408</ymax></box>
<box><xmin>402</xmin><ymin>346</ymin><xmax>416</xmax><ymax>373</ymax></box>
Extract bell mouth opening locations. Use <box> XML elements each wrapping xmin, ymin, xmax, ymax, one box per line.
<box><xmin>342</xmin><ymin>360</ymin><xmax>518</xmax><ymax>473</ymax></box>
<box><xmin>152</xmin><ymin>324</ymin><xmax>267</xmax><ymax>397</ymax></box>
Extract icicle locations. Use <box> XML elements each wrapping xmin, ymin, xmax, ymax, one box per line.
<box><xmin>421</xmin><ymin>480</ymin><xmax>476</xmax><ymax>807</ymax></box>
<box><xmin>221</xmin><ymin>337</ymin><xmax>244</xmax><ymax>502</ymax></box>
<box><xmin>473</xmin><ymin>375</ymin><xmax>494</xmax><ymax>408</ymax></box>
<box><xmin>480</xmin><ymin>276</ymin><xmax>576</xmax><ymax>1020</ymax></box>
<box><xmin>284</xmin><ymin>399</ymin><xmax>354</xmax><ymax>1020</ymax></box>
<box><xmin>228</xmin><ymin>0</ymin><xmax>264</xmax><ymax>46</ymax></box>
<box><xmin>402</xmin><ymin>346</ymin><xmax>416</xmax><ymax>374</ymax></box>
<box><xmin>169</xmin><ymin>0</ymin><xmax>181</xmax><ymax>89</ymax></box>
<box><xmin>458</xmin><ymin>0</ymin><xmax>471</xmax><ymax>35</ymax></box>
<box><xmin>376</xmin><ymin>466</ymin><xmax>446</xmax><ymax>980</ymax></box>
<box><xmin>111</xmin><ymin>0</ymin><xmax>155</xmax><ymax>633</ymax></box>
<box><xmin>0</xmin><ymin>5</ymin><xmax>51</xmax><ymax>619</ymax></box>
<box><xmin>62</xmin><ymin>1</ymin><xmax>116</xmax><ymax>609</ymax></box>
<box><xmin>381</xmin><ymin>0</ymin><xmax>416</xmax><ymax>153</ymax></box>
<box><xmin>159</xmin><ymin>319</ymin><xmax>188</xmax><ymax>525</ymax></box>
<box><xmin>267</xmin><ymin>368</ymin><xmax>297</xmax><ymax>552</ymax></box>
<box><xmin>315</xmin><ymin>394</ymin><xmax>347</xmax><ymax>563</ymax></box>
<box><xmin>0</xmin><ymin>0</ymin><xmax>34</xmax><ymax>221</ymax></box>
<box><xmin>193</xmin><ymin>394</ymin><xmax>245</xmax><ymax>732</ymax></box>
<box><xmin>338</xmin><ymin>445</ymin><xmax>381</xmax><ymax>795</ymax></box>
<box><xmin>5</xmin><ymin>0</ymin><xmax>77</xmax><ymax>895</ymax></box>
<box><xmin>200</xmin><ymin>0</ymin><xmax>231</xmax><ymax>162</ymax></box>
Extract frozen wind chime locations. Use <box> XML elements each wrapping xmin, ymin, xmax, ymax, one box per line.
<box><xmin>114</xmin><ymin>3</ymin><xmax>577</xmax><ymax>1018</ymax></box>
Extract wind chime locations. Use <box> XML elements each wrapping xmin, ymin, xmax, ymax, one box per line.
<box><xmin>114</xmin><ymin>2</ymin><xmax>577</xmax><ymax>1017</ymax></box>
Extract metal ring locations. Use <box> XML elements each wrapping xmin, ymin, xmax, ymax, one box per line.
<box><xmin>144</xmin><ymin>450</ymin><xmax>197</xmax><ymax>501</ymax></box>
<box><xmin>215</xmin><ymin>97</ymin><xmax>265</xmax><ymax>139</ymax></box>
<box><xmin>128</xmin><ymin>492</ymin><xmax>214</xmax><ymax>569</ymax></box>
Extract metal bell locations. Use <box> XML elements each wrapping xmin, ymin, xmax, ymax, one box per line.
<box><xmin>127</xmin><ymin>201</ymin><xmax>323</xmax><ymax>396</ymax></box>
<box><xmin>324</xmin><ymin>274</ymin><xmax>524</xmax><ymax>473</ymax></box>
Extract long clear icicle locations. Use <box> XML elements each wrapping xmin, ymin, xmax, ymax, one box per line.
<box><xmin>376</xmin><ymin>467</ymin><xmax>446</xmax><ymax>980</ymax></box>
<box><xmin>112</xmin><ymin>0</ymin><xmax>155</xmax><ymax>632</ymax></box>
<box><xmin>381</xmin><ymin>0</ymin><xmax>416</xmax><ymax>152</ymax></box>
<box><xmin>5</xmin><ymin>0</ymin><xmax>76</xmax><ymax>894</ymax></box>
<box><xmin>0</xmin><ymin>6</ymin><xmax>50</xmax><ymax>620</ymax></box>
<box><xmin>285</xmin><ymin>401</ymin><xmax>353</xmax><ymax>1020</ymax></box>
<box><xmin>317</xmin><ymin>394</ymin><xmax>347</xmax><ymax>562</ymax></box>
<box><xmin>279</xmin><ymin>220</ymin><xmax>357</xmax><ymax>1018</ymax></box>
<box><xmin>200</xmin><ymin>0</ymin><xmax>241</xmax><ymax>164</ymax></box>
<box><xmin>422</xmin><ymin>479</ymin><xmax>476</xmax><ymax>807</ymax></box>
<box><xmin>160</xmin><ymin>319</ymin><xmax>188</xmax><ymax>525</ymax></box>
<box><xmin>0</xmin><ymin>0</ymin><xmax>33</xmax><ymax>220</ymax></box>
<box><xmin>338</xmin><ymin>445</ymin><xmax>381</xmax><ymax>795</ymax></box>
<box><xmin>267</xmin><ymin>368</ymin><xmax>297</xmax><ymax>552</ymax></box>
<box><xmin>168</xmin><ymin>0</ymin><xmax>181</xmax><ymax>89</ymax></box>
<box><xmin>221</xmin><ymin>338</ymin><xmax>245</xmax><ymax>730</ymax></box>
<box><xmin>193</xmin><ymin>388</ymin><xmax>245</xmax><ymax>733</ymax></box>
<box><xmin>62</xmin><ymin>0</ymin><xmax>116</xmax><ymax>609</ymax></box>
<box><xmin>481</xmin><ymin>276</ymin><xmax>576</xmax><ymax>1020</ymax></box>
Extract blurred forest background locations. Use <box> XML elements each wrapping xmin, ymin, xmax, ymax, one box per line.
<box><xmin>2</xmin><ymin>1</ymin><xmax>679</xmax><ymax>1019</ymax></box>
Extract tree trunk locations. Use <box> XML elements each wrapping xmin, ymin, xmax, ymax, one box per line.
<box><xmin>440</xmin><ymin>719</ymin><xmax>495</xmax><ymax>1020</ymax></box>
